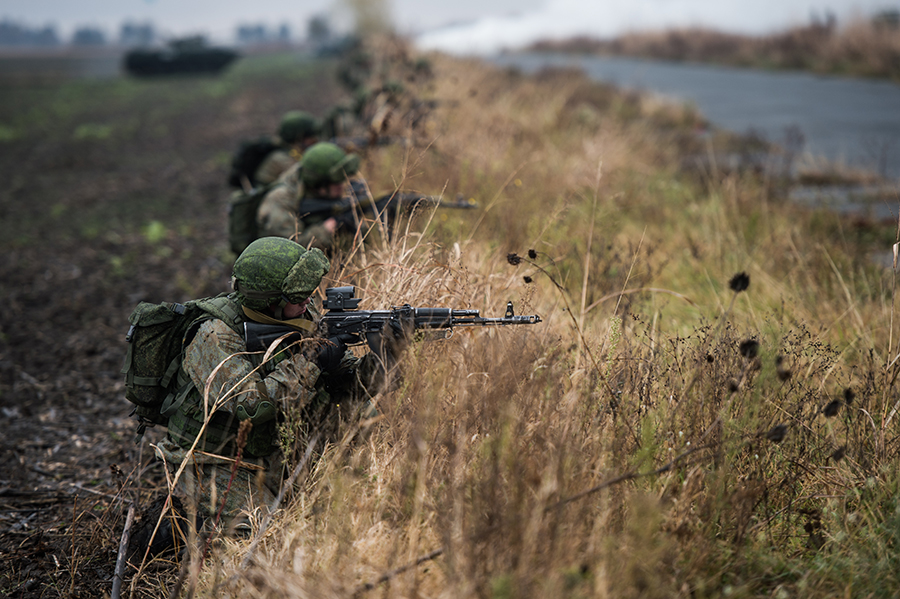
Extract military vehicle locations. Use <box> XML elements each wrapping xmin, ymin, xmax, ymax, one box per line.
<box><xmin>123</xmin><ymin>36</ymin><xmax>239</xmax><ymax>77</ymax></box>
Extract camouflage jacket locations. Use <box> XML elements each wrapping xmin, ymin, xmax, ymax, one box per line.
<box><xmin>164</xmin><ymin>312</ymin><xmax>322</xmax><ymax>459</ymax></box>
<box><xmin>256</xmin><ymin>164</ymin><xmax>334</xmax><ymax>249</ymax></box>
<box><xmin>253</xmin><ymin>148</ymin><xmax>296</xmax><ymax>187</ymax></box>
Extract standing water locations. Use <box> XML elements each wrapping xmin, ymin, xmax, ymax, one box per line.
<box><xmin>491</xmin><ymin>52</ymin><xmax>900</xmax><ymax>182</ymax></box>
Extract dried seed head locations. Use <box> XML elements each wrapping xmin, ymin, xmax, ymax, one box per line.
<box><xmin>236</xmin><ymin>418</ymin><xmax>253</xmax><ymax>450</ymax></box>
<box><xmin>523</xmin><ymin>276</ymin><xmax>533</xmax><ymax>284</ymax></box>
<box><xmin>729</xmin><ymin>272</ymin><xmax>750</xmax><ymax>293</ymax></box>
<box><xmin>843</xmin><ymin>388</ymin><xmax>855</xmax><ymax>405</ymax></box>
<box><xmin>822</xmin><ymin>399</ymin><xmax>842</xmax><ymax>418</ymax></box>
<box><xmin>766</xmin><ymin>424</ymin><xmax>788</xmax><ymax>443</ymax></box>
<box><xmin>706</xmin><ymin>353</ymin><xmax>714</xmax><ymax>363</ymax></box>
<box><xmin>528</xmin><ymin>249</ymin><xmax>537</xmax><ymax>259</ymax></box>
<box><xmin>775</xmin><ymin>354</ymin><xmax>792</xmax><ymax>381</ymax></box>
<box><xmin>739</xmin><ymin>339</ymin><xmax>759</xmax><ymax>359</ymax></box>
<box><xmin>507</xmin><ymin>253</ymin><xmax>522</xmax><ymax>266</ymax></box>
<box><xmin>831</xmin><ymin>446</ymin><xmax>846</xmax><ymax>462</ymax></box>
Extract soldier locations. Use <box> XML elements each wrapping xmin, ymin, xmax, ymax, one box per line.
<box><xmin>228</xmin><ymin>110</ymin><xmax>321</xmax><ymax>191</ymax></box>
<box><xmin>321</xmin><ymin>82</ymin><xmax>404</xmax><ymax>142</ymax></box>
<box><xmin>155</xmin><ymin>237</ymin><xmax>391</xmax><ymax>530</ymax></box>
<box><xmin>256</xmin><ymin>141</ymin><xmax>363</xmax><ymax>251</ymax></box>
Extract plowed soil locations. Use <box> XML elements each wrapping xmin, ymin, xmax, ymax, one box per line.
<box><xmin>0</xmin><ymin>52</ymin><xmax>343</xmax><ymax>597</ymax></box>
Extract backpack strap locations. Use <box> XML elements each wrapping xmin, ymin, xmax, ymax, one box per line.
<box><xmin>160</xmin><ymin>295</ymin><xmax>245</xmax><ymax>421</ymax></box>
<box><xmin>195</xmin><ymin>294</ymin><xmax>244</xmax><ymax>335</ymax></box>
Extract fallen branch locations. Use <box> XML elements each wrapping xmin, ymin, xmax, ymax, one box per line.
<box><xmin>111</xmin><ymin>503</ymin><xmax>135</xmax><ymax>599</ymax></box>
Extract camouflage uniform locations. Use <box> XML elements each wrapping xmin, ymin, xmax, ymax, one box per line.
<box><xmin>253</xmin><ymin>148</ymin><xmax>297</xmax><ymax>187</ymax></box>
<box><xmin>156</xmin><ymin>239</ymin><xmax>378</xmax><ymax>526</ymax></box>
<box><xmin>257</xmin><ymin>184</ymin><xmax>340</xmax><ymax>250</ymax></box>
<box><xmin>255</xmin><ymin>163</ymin><xmax>336</xmax><ymax>249</ymax></box>
<box><xmin>252</xmin><ymin>111</ymin><xmax>320</xmax><ymax>187</ymax></box>
<box><xmin>155</xmin><ymin>312</ymin><xmax>321</xmax><ymax>522</ymax></box>
<box><xmin>256</xmin><ymin>143</ymin><xmax>362</xmax><ymax>251</ymax></box>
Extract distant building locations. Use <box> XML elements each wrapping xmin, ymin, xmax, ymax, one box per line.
<box><xmin>236</xmin><ymin>24</ymin><xmax>267</xmax><ymax>45</ymax></box>
<box><xmin>307</xmin><ymin>15</ymin><xmax>331</xmax><ymax>47</ymax></box>
<box><xmin>277</xmin><ymin>24</ymin><xmax>291</xmax><ymax>43</ymax></box>
<box><xmin>72</xmin><ymin>26</ymin><xmax>107</xmax><ymax>46</ymax></box>
<box><xmin>235</xmin><ymin>22</ymin><xmax>292</xmax><ymax>46</ymax></box>
<box><xmin>0</xmin><ymin>19</ymin><xmax>60</xmax><ymax>47</ymax></box>
<box><xmin>120</xmin><ymin>22</ymin><xmax>155</xmax><ymax>47</ymax></box>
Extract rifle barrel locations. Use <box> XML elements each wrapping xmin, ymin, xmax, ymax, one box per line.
<box><xmin>452</xmin><ymin>314</ymin><xmax>543</xmax><ymax>326</ymax></box>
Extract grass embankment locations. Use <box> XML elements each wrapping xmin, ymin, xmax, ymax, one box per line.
<box><xmin>531</xmin><ymin>18</ymin><xmax>900</xmax><ymax>81</ymax></box>
<box><xmin>179</xmin><ymin>40</ymin><xmax>900</xmax><ymax>597</ymax></box>
<box><xmin>3</xmin><ymin>38</ymin><xmax>899</xmax><ymax>598</ymax></box>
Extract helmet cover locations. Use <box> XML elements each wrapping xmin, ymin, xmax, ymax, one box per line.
<box><xmin>278</xmin><ymin>111</ymin><xmax>320</xmax><ymax>144</ymax></box>
<box><xmin>232</xmin><ymin>237</ymin><xmax>330</xmax><ymax>309</ymax></box>
<box><xmin>299</xmin><ymin>141</ymin><xmax>360</xmax><ymax>189</ymax></box>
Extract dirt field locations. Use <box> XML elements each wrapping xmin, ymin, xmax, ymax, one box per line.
<box><xmin>0</xmin><ymin>51</ymin><xmax>344</xmax><ymax>597</ymax></box>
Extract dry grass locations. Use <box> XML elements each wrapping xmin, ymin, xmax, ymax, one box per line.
<box><xmin>532</xmin><ymin>18</ymin><xmax>900</xmax><ymax>81</ymax></box>
<box><xmin>156</xmin><ymin>37</ymin><xmax>900</xmax><ymax>598</ymax></box>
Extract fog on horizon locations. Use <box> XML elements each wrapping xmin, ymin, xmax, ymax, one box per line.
<box><xmin>0</xmin><ymin>0</ymin><xmax>894</xmax><ymax>54</ymax></box>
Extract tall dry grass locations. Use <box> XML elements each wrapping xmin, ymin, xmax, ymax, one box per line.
<box><xmin>532</xmin><ymin>18</ymin><xmax>900</xmax><ymax>80</ymax></box>
<box><xmin>164</xmin><ymin>38</ymin><xmax>900</xmax><ymax>598</ymax></box>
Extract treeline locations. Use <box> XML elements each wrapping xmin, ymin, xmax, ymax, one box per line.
<box><xmin>0</xmin><ymin>19</ymin><xmax>61</xmax><ymax>47</ymax></box>
<box><xmin>530</xmin><ymin>12</ymin><xmax>900</xmax><ymax>80</ymax></box>
<box><xmin>0</xmin><ymin>16</ymin><xmax>335</xmax><ymax>49</ymax></box>
<box><xmin>0</xmin><ymin>19</ymin><xmax>154</xmax><ymax>48</ymax></box>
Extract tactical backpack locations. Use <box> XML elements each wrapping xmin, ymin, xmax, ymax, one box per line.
<box><xmin>121</xmin><ymin>294</ymin><xmax>243</xmax><ymax>442</ymax></box>
<box><xmin>226</xmin><ymin>182</ymin><xmax>279</xmax><ymax>255</ymax></box>
<box><xmin>227</xmin><ymin>137</ymin><xmax>280</xmax><ymax>189</ymax></box>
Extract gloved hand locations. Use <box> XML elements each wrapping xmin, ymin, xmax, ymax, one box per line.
<box><xmin>367</xmin><ymin>315</ymin><xmax>413</xmax><ymax>365</ymax></box>
<box><xmin>314</xmin><ymin>336</ymin><xmax>347</xmax><ymax>373</ymax></box>
<box><xmin>384</xmin><ymin>317</ymin><xmax>413</xmax><ymax>356</ymax></box>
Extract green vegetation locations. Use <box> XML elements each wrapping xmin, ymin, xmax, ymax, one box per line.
<box><xmin>0</xmin><ymin>52</ymin><xmax>341</xmax><ymax>248</ymax></box>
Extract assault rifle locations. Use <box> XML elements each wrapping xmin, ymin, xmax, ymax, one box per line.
<box><xmin>298</xmin><ymin>181</ymin><xmax>477</xmax><ymax>233</ymax></box>
<box><xmin>244</xmin><ymin>286</ymin><xmax>542</xmax><ymax>353</ymax></box>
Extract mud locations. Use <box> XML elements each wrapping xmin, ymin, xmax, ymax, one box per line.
<box><xmin>0</xmin><ymin>55</ymin><xmax>342</xmax><ymax>597</ymax></box>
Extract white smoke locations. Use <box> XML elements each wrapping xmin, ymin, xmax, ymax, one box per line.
<box><xmin>414</xmin><ymin>0</ymin><xmax>888</xmax><ymax>55</ymax></box>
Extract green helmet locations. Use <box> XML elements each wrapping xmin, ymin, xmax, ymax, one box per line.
<box><xmin>299</xmin><ymin>141</ymin><xmax>360</xmax><ymax>189</ymax></box>
<box><xmin>278</xmin><ymin>111</ymin><xmax>320</xmax><ymax>144</ymax></box>
<box><xmin>232</xmin><ymin>237</ymin><xmax>330</xmax><ymax>311</ymax></box>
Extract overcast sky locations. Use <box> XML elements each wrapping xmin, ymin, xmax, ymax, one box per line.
<box><xmin>0</xmin><ymin>0</ymin><xmax>893</xmax><ymax>54</ymax></box>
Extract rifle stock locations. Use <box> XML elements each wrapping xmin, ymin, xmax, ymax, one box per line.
<box><xmin>244</xmin><ymin>286</ymin><xmax>541</xmax><ymax>353</ymax></box>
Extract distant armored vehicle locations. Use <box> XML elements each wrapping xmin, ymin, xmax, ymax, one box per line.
<box><xmin>123</xmin><ymin>36</ymin><xmax>239</xmax><ymax>77</ymax></box>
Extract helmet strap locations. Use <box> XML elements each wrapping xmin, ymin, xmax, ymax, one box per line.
<box><xmin>242</xmin><ymin>306</ymin><xmax>316</xmax><ymax>332</ymax></box>
<box><xmin>234</xmin><ymin>280</ymin><xmax>285</xmax><ymax>315</ymax></box>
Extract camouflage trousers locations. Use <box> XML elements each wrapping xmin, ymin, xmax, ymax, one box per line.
<box><xmin>156</xmin><ymin>437</ymin><xmax>283</xmax><ymax>529</ymax></box>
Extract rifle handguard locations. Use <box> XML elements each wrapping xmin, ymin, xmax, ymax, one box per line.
<box><xmin>244</xmin><ymin>287</ymin><xmax>542</xmax><ymax>355</ymax></box>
